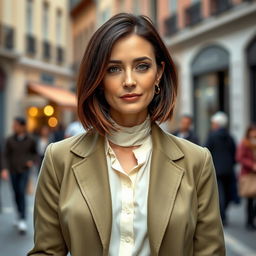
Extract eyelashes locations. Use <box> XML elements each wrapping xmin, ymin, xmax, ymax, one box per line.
<box><xmin>107</xmin><ymin>66</ymin><xmax>121</xmax><ymax>73</ymax></box>
<box><xmin>106</xmin><ymin>63</ymin><xmax>152</xmax><ymax>74</ymax></box>
<box><xmin>136</xmin><ymin>63</ymin><xmax>151</xmax><ymax>71</ymax></box>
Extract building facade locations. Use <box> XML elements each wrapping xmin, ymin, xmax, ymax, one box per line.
<box><xmin>161</xmin><ymin>0</ymin><xmax>256</xmax><ymax>143</ymax></box>
<box><xmin>0</xmin><ymin>0</ymin><xmax>74</xmax><ymax>140</ymax></box>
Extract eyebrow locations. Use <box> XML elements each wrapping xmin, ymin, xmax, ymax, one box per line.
<box><xmin>108</xmin><ymin>56</ymin><xmax>152</xmax><ymax>64</ymax></box>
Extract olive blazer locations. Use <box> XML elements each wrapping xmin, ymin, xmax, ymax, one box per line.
<box><xmin>28</xmin><ymin>124</ymin><xmax>225</xmax><ymax>256</ymax></box>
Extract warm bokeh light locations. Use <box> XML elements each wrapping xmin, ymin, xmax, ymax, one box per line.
<box><xmin>44</xmin><ymin>105</ymin><xmax>54</xmax><ymax>116</ymax></box>
<box><xmin>48</xmin><ymin>117</ymin><xmax>58</xmax><ymax>127</ymax></box>
<box><xmin>28</xmin><ymin>106</ymin><xmax>38</xmax><ymax>117</ymax></box>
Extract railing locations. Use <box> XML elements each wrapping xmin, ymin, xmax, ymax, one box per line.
<box><xmin>43</xmin><ymin>40</ymin><xmax>51</xmax><ymax>60</ymax></box>
<box><xmin>165</xmin><ymin>14</ymin><xmax>178</xmax><ymax>36</ymax></box>
<box><xmin>56</xmin><ymin>46</ymin><xmax>64</xmax><ymax>64</ymax></box>
<box><xmin>210</xmin><ymin>0</ymin><xmax>233</xmax><ymax>15</ymax></box>
<box><xmin>185</xmin><ymin>2</ymin><xmax>202</xmax><ymax>27</ymax></box>
<box><xmin>0</xmin><ymin>23</ymin><xmax>14</xmax><ymax>50</ymax></box>
<box><xmin>26</xmin><ymin>34</ymin><xmax>36</xmax><ymax>55</ymax></box>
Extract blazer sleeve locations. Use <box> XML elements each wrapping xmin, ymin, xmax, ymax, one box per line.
<box><xmin>27</xmin><ymin>144</ymin><xmax>68</xmax><ymax>256</ymax></box>
<box><xmin>193</xmin><ymin>148</ymin><xmax>226</xmax><ymax>256</ymax></box>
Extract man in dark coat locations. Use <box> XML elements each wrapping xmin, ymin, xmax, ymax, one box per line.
<box><xmin>205</xmin><ymin>112</ymin><xmax>236</xmax><ymax>226</ymax></box>
<box><xmin>4</xmin><ymin>117</ymin><xmax>37</xmax><ymax>234</ymax></box>
<box><xmin>173</xmin><ymin>115</ymin><xmax>199</xmax><ymax>144</ymax></box>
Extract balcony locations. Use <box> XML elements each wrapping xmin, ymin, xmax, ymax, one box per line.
<box><xmin>26</xmin><ymin>34</ymin><xmax>36</xmax><ymax>55</ymax></box>
<box><xmin>0</xmin><ymin>23</ymin><xmax>14</xmax><ymax>50</ymax></box>
<box><xmin>42</xmin><ymin>41</ymin><xmax>51</xmax><ymax>60</ymax></box>
<box><xmin>165</xmin><ymin>14</ymin><xmax>178</xmax><ymax>36</ymax></box>
<box><xmin>185</xmin><ymin>2</ymin><xmax>202</xmax><ymax>27</ymax></box>
<box><xmin>210</xmin><ymin>0</ymin><xmax>233</xmax><ymax>15</ymax></box>
<box><xmin>56</xmin><ymin>46</ymin><xmax>64</xmax><ymax>64</ymax></box>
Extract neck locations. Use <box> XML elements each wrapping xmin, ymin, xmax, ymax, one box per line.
<box><xmin>110</xmin><ymin>111</ymin><xmax>148</xmax><ymax>127</ymax></box>
<box><xmin>107</xmin><ymin>115</ymin><xmax>151</xmax><ymax>147</ymax></box>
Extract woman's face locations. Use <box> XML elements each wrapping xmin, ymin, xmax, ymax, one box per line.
<box><xmin>102</xmin><ymin>34</ymin><xmax>164</xmax><ymax>126</ymax></box>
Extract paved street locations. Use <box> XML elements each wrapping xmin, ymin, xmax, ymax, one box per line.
<box><xmin>0</xmin><ymin>175</ymin><xmax>256</xmax><ymax>256</ymax></box>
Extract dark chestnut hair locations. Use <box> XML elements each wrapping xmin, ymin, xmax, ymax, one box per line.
<box><xmin>77</xmin><ymin>13</ymin><xmax>178</xmax><ymax>135</ymax></box>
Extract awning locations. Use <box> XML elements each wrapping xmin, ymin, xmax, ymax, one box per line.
<box><xmin>28</xmin><ymin>83</ymin><xmax>77</xmax><ymax>109</ymax></box>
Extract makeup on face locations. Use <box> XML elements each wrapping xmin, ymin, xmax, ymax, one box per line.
<box><xmin>102</xmin><ymin>34</ymin><xmax>164</xmax><ymax>126</ymax></box>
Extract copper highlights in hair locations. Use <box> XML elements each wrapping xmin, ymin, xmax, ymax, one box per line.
<box><xmin>77</xmin><ymin>13</ymin><xmax>178</xmax><ymax>135</ymax></box>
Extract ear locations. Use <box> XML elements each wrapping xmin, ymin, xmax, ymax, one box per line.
<box><xmin>156</xmin><ymin>61</ymin><xmax>165</xmax><ymax>83</ymax></box>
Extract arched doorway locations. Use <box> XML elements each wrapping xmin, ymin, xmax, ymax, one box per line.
<box><xmin>192</xmin><ymin>45</ymin><xmax>230</xmax><ymax>144</ymax></box>
<box><xmin>0</xmin><ymin>68</ymin><xmax>6</xmax><ymax>142</ymax></box>
<box><xmin>247</xmin><ymin>36</ymin><xmax>256</xmax><ymax>123</ymax></box>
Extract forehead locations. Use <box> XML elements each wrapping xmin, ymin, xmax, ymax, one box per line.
<box><xmin>109</xmin><ymin>34</ymin><xmax>155</xmax><ymax>60</ymax></box>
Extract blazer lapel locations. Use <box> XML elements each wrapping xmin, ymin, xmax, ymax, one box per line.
<box><xmin>71</xmin><ymin>132</ymin><xmax>112</xmax><ymax>254</ymax></box>
<box><xmin>148</xmin><ymin>125</ymin><xmax>185</xmax><ymax>255</ymax></box>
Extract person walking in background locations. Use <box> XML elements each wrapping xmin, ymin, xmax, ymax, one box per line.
<box><xmin>64</xmin><ymin>119</ymin><xmax>85</xmax><ymax>138</ymax></box>
<box><xmin>173</xmin><ymin>114</ymin><xmax>199</xmax><ymax>144</ymax></box>
<box><xmin>205</xmin><ymin>111</ymin><xmax>236</xmax><ymax>226</ymax></box>
<box><xmin>52</xmin><ymin>123</ymin><xmax>65</xmax><ymax>142</ymax></box>
<box><xmin>236</xmin><ymin>124</ymin><xmax>256</xmax><ymax>231</ymax></box>
<box><xmin>0</xmin><ymin>141</ymin><xmax>9</xmax><ymax>213</ymax></box>
<box><xmin>36</xmin><ymin>125</ymin><xmax>52</xmax><ymax>172</ymax></box>
<box><xmin>0</xmin><ymin>143</ymin><xmax>4</xmax><ymax>213</ymax></box>
<box><xmin>4</xmin><ymin>117</ymin><xmax>37</xmax><ymax>234</ymax></box>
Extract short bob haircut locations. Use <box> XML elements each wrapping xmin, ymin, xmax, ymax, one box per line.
<box><xmin>77</xmin><ymin>13</ymin><xmax>178</xmax><ymax>135</ymax></box>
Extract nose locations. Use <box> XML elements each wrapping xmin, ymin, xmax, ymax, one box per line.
<box><xmin>123</xmin><ymin>70</ymin><xmax>136</xmax><ymax>88</ymax></box>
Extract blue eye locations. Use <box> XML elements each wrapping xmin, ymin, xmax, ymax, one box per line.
<box><xmin>107</xmin><ymin>66</ymin><xmax>121</xmax><ymax>73</ymax></box>
<box><xmin>136</xmin><ymin>63</ymin><xmax>150</xmax><ymax>71</ymax></box>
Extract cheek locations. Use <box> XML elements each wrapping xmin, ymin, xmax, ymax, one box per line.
<box><xmin>144</xmin><ymin>77</ymin><xmax>156</xmax><ymax>97</ymax></box>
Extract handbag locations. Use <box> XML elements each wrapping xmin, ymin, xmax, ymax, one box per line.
<box><xmin>238</xmin><ymin>173</ymin><xmax>256</xmax><ymax>198</ymax></box>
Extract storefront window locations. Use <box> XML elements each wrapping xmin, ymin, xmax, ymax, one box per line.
<box><xmin>194</xmin><ymin>71</ymin><xmax>229</xmax><ymax>144</ymax></box>
<box><xmin>192</xmin><ymin>45</ymin><xmax>230</xmax><ymax>144</ymax></box>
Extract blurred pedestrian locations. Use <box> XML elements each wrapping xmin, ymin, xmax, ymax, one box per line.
<box><xmin>236</xmin><ymin>124</ymin><xmax>256</xmax><ymax>231</ymax></box>
<box><xmin>36</xmin><ymin>125</ymin><xmax>52</xmax><ymax>172</ymax></box>
<box><xmin>0</xmin><ymin>143</ymin><xmax>4</xmax><ymax>213</ymax></box>
<box><xmin>173</xmin><ymin>114</ymin><xmax>199</xmax><ymax>144</ymax></box>
<box><xmin>205</xmin><ymin>111</ymin><xmax>236</xmax><ymax>226</ymax></box>
<box><xmin>52</xmin><ymin>123</ymin><xmax>65</xmax><ymax>142</ymax></box>
<box><xmin>65</xmin><ymin>116</ymin><xmax>85</xmax><ymax>138</ymax></box>
<box><xmin>4</xmin><ymin>117</ymin><xmax>37</xmax><ymax>234</ymax></box>
<box><xmin>28</xmin><ymin>13</ymin><xmax>225</xmax><ymax>256</ymax></box>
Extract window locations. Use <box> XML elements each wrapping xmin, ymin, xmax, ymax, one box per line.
<box><xmin>169</xmin><ymin>0</ymin><xmax>177</xmax><ymax>13</ymax></box>
<box><xmin>133</xmin><ymin>0</ymin><xmax>140</xmax><ymax>14</ymax></box>
<box><xmin>56</xmin><ymin>9</ymin><xmax>62</xmax><ymax>46</ymax></box>
<box><xmin>42</xmin><ymin>2</ymin><xmax>49</xmax><ymax>40</ymax></box>
<box><xmin>41</xmin><ymin>73</ymin><xmax>55</xmax><ymax>85</ymax></box>
<box><xmin>101</xmin><ymin>9</ymin><xmax>111</xmax><ymax>24</ymax></box>
<box><xmin>26</xmin><ymin>0</ymin><xmax>33</xmax><ymax>34</ymax></box>
<box><xmin>120</xmin><ymin>0</ymin><xmax>125</xmax><ymax>11</ymax></box>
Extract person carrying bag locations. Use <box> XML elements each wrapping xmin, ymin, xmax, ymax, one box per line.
<box><xmin>237</xmin><ymin>124</ymin><xmax>256</xmax><ymax>231</ymax></box>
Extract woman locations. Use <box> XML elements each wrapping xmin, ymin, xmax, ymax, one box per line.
<box><xmin>28</xmin><ymin>13</ymin><xmax>225</xmax><ymax>256</ymax></box>
<box><xmin>237</xmin><ymin>124</ymin><xmax>256</xmax><ymax>231</ymax></box>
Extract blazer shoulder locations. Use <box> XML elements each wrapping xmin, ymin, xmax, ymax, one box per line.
<box><xmin>42</xmin><ymin>132</ymin><xmax>96</xmax><ymax>180</ymax></box>
<box><xmin>49</xmin><ymin>131</ymin><xmax>94</xmax><ymax>155</ymax></box>
<box><xmin>167</xmin><ymin>131</ymin><xmax>206</xmax><ymax>154</ymax></box>
<box><xmin>164</xmin><ymin>131</ymin><xmax>210</xmax><ymax>166</ymax></box>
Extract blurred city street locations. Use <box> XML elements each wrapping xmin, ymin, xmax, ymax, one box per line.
<box><xmin>1</xmin><ymin>0</ymin><xmax>256</xmax><ymax>255</ymax></box>
<box><xmin>0</xmin><ymin>175</ymin><xmax>255</xmax><ymax>256</ymax></box>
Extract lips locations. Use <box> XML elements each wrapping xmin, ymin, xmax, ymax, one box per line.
<box><xmin>120</xmin><ymin>93</ymin><xmax>142</xmax><ymax>102</ymax></box>
<box><xmin>120</xmin><ymin>93</ymin><xmax>142</xmax><ymax>98</ymax></box>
